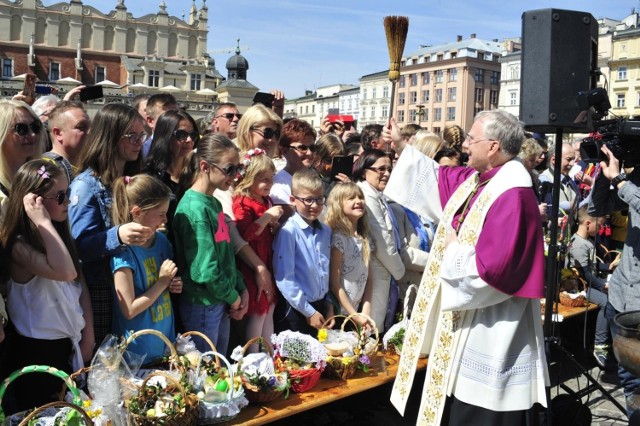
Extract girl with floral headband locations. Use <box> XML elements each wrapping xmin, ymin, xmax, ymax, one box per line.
<box><xmin>0</xmin><ymin>159</ymin><xmax>94</xmax><ymax>413</ymax></box>
<box><xmin>233</xmin><ymin>148</ymin><xmax>284</xmax><ymax>351</ymax></box>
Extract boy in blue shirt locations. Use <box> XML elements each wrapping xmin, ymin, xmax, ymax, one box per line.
<box><xmin>273</xmin><ymin>169</ymin><xmax>334</xmax><ymax>335</ymax></box>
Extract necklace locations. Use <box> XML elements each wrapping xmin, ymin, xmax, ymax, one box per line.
<box><xmin>455</xmin><ymin>176</ymin><xmax>493</xmax><ymax>232</ymax></box>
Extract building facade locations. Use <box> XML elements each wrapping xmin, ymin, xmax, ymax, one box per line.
<box><xmin>396</xmin><ymin>34</ymin><xmax>507</xmax><ymax>134</ymax></box>
<box><xmin>0</xmin><ymin>0</ymin><xmax>232</xmax><ymax>119</ymax></box>
<box><xmin>359</xmin><ymin>70</ymin><xmax>391</xmax><ymax>128</ymax></box>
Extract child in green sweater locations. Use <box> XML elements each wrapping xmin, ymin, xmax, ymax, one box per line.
<box><xmin>173</xmin><ymin>134</ymin><xmax>247</xmax><ymax>355</ymax></box>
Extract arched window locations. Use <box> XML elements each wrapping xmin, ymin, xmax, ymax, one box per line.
<box><xmin>35</xmin><ymin>17</ymin><xmax>46</xmax><ymax>44</ymax></box>
<box><xmin>126</xmin><ymin>28</ymin><xmax>136</xmax><ymax>53</ymax></box>
<box><xmin>168</xmin><ymin>33</ymin><xmax>178</xmax><ymax>57</ymax></box>
<box><xmin>58</xmin><ymin>21</ymin><xmax>70</xmax><ymax>46</ymax></box>
<box><xmin>147</xmin><ymin>31</ymin><xmax>157</xmax><ymax>55</ymax></box>
<box><xmin>82</xmin><ymin>23</ymin><xmax>92</xmax><ymax>49</ymax></box>
<box><xmin>104</xmin><ymin>26</ymin><xmax>114</xmax><ymax>51</ymax></box>
<box><xmin>10</xmin><ymin>15</ymin><xmax>21</xmax><ymax>41</ymax></box>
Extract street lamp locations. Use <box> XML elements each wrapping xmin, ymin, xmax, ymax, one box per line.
<box><xmin>416</xmin><ymin>104</ymin><xmax>425</xmax><ymax>123</ymax></box>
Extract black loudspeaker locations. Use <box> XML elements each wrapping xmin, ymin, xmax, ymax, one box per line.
<box><xmin>520</xmin><ymin>9</ymin><xmax>598</xmax><ymax>132</ymax></box>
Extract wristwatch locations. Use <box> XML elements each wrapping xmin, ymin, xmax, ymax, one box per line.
<box><xmin>611</xmin><ymin>171</ymin><xmax>629</xmax><ymax>187</ymax></box>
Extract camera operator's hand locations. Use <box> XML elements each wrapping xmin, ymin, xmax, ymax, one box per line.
<box><xmin>599</xmin><ymin>145</ymin><xmax>621</xmax><ymax>180</ymax></box>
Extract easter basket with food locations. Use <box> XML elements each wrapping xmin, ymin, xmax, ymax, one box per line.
<box><xmin>229</xmin><ymin>337</ymin><xmax>290</xmax><ymax>404</ymax></box>
<box><xmin>318</xmin><ymin>314</ymin><xmax>379</xmax><ymax>380</ymax></box>
<box><xmin>271</xmin><ymin>331</ymin><xmax>327</xmax><ymax>393</ymax></box>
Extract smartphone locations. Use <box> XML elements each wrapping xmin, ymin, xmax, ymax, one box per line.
<box><xmin>22</xmin><ymin>74</ymin><xmax>37</xmax><ymax>104</ymax></box>
<box><xmin>330</xmin><ymin>155</ymin><xmax>354</xmax><ymax>181</ymax></box>
<box><xmin>35</xmin><ymin>85</ymin><xmax>53</xmax><ymax>95</ymax></box>
<box><xmin>79</xmin><ymin>85</ymin><xmax>104</xmax><ymax>102</ymax></box>
<box><xmin>253</xmin><ymin>91</ymin><xmax>275</xmax><ymax>108</ymax></box>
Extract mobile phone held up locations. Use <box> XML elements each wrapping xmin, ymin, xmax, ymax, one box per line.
<box><xmin>330</xmin><ymin>155</ymin><xmax>354</xmax><ymax>181</ymax></box>
<box><xmin>22</xmin><ymin>74</ymin><xmax>37</xmax><ymax>104</ymax></box>
<box><xmin>253</xmin><ymin>91</ymin><xmax>275</xmax><ymax>108</ymax></box>
<box><xmin>79</xmin><ymin>85</ymin><xmax>104</xmax><ymax>102</ymax></box>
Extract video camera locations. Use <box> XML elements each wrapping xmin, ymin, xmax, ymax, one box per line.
<box><xmin>578</xmin><ymin>87</ymin><xmax>640</xmax><ymax>166</ymax></box>
<box><xmin>580</xmin><ymin>118</ymin><xmax>640</xmax><ymax>167</ymax></box>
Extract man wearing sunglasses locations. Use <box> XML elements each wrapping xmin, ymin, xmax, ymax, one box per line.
<box><xmin>211</xmin><ymin>102</ymin><xmax>242</xmax><ymax>140</ymax></box>
<box><xmin>270</xmin><ymin>119</ymin><xmax>318</xmax><ymax>205</ymax></box>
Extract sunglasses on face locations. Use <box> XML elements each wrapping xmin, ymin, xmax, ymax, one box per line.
<box><xmin>252</xmin><ymin>127</ymin><xmax>280</xmax><ymax>140</ymax></box>
<box><xmin>289</xmin><ymin>144</ymin><xmax>318</xmax><ymax>153</ymax></box>
<box><xmin>122</xmin><ymin>132</ymin><xmax>149</xmax><ymax>145</ymax></box>
<box><xmin>216</xmin><ymin>113</ymin><xmax>242</xmax><ymax>121</ymax></box>
<box><xmin>14</xmin><ymin>122</ymin><xmax>41</xmax><ymax>137</ymax></box>
<box><xmin>367</xmin><ymin>165</ymin><xmax>393</xmax><ymax>174</ymax></box>
<box><xmin>292</xmin><ymin>195</ymin><xmax>326</xmax><ymax>207</ymax></box>
<box><xmin>173</xmin><ymin>129</ymin><xmax>198</xmax><ymax>142</ymax></box>
<box><xmin>41</xmin><ymin>188</ymin><xmax>71</xmax><ymax>205</ymax></box>
<box><xmin>208</xmin><ymin>162</ymin><xmax>242</xmax><ymax>177</ymax></box>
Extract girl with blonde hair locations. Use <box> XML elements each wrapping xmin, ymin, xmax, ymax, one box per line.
<box><xmin>233</xmin><ymin>148</ymin><xmax>283</xmax><ymax>349</ymax></box>
<box><xmin>326</xmin><ymin>182</ymin><xmax>373</xmax><ymax>328</ymax></box>
<box><xmin>110</xmin><ymin>174</ymin><xmax>182</xmax><ymax>362</ymax></box>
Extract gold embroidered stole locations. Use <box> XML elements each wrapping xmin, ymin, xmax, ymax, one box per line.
<box><xmin>390</xmin><ymin>160</ymin><xmax>531</xmax><ymax>425</ymax></box>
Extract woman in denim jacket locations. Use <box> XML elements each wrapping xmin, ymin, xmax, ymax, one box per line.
<box><xmin>69</xmin><ymin>104</ymin><xmax>148</xmax><ymax>344</ymax></box>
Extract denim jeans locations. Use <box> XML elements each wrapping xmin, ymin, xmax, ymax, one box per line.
<box><xmin>604</xmin><ymin>301</ymin><xmax>640</xmax><ymax>416</ymax></box>
<box><xmin>179</xmin><ymin>300</ymin><xmax>230</xmax><ymax>356</ymax></box>
<box><xmin>587</xmin><ymin>287</ymin><xmax>610</xmax><ymax>345</ymax></box>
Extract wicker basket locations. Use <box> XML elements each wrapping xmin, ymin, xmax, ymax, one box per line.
<box><xmin>176</xmin><ymin>331</ymin><xmax>220</xmax><ymax>371</ymax></box>
<box><xmin>192</xmin><ymin>350</ymin><xmax>246</xmax><ymax>424</ymax></box>
<box><xmin>559</xmin><ymin>291</ymin><xmax>588</xmax><ymax>308</ymax></box>
<box><xmin>0</xmin><ymin>365</ymin><xmax>88</xmax><ymax>425</ymax></box>
<box><xmin>320</xmin><ymin>315</ymin><xmax>362</xmax><ymax>380</ymax></box>
<box><xmin>287</xmin><ymin>366</ymin><xmax>322</xmax><ymax>393</ymax></box>
<box><xmin>123</xmin><ymin>329</ymin><xmax>182</xmax><ymax>373</ymax></box>
<box><xmin>19</xmin><ymin>401</ymin><xmax>93</xmax><ymax>426</ymax></box>
<box><xmin>126</xmin><ymin>370</ymin><xmax>199</xmax><ymax>426</ymax></box>
<box><xmin>237</xmin><ymin>337</ymin><xmax>285</xmax><ymax>404</ymax></box>
<box><xmin>344</xmin><ymin>313</ymin><xmax>380</xmax><ymax>364</ymax></box>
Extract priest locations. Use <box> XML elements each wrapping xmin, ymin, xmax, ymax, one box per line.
<box><xmin>385</xmin><ymin>110</ymin><xmax>548</xmax><ymax>425</ymax></box>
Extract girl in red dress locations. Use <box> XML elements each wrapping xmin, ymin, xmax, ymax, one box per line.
<box><xmin>233</xmin><ymin>148</ymin><xmax>284</xmax><ymax>350</ymax></box>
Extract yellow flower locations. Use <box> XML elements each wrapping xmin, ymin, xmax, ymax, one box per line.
<box><xmin>341</xmin><ymin>357</ymin><xmax>352</xmax><ymax>366</ymax></box>
<box><xmin>317</xmin><ymin>328</ymin><xmax>328</xmax><ymax>343</ymax></box>
<box><xmin>82</xmin><ymin>400</ymin><xmax>92</xmax><ymax>408</ymax></box>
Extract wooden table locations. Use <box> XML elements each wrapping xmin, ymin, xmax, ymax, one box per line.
<box><xmin>557</xmin><ymin>302</ymin><xmax>598</xmax><ymax>320</ymax></box>
<box><xmin>542</xmin><ymin>301</ymin><xmax>599</xmax><ymax>322</ymax></box>
<box><xmin>226</xmin><ymin>353</ymin><xmax>427</xmax><ymax>425</ymax></box>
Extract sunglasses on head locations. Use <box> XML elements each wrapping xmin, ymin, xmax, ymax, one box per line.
<box><xmin>173</xmin><ymin>129</ymin><xmax>198</xmax><ymax>142</ymax></box>
<box><xmin>41</xmin><ymin>188</ymin><xmax>71</xmax><ymax>205</ymax></box>
<box><xmin>14</xmin><ymin>122</ymin><xmax>41</xmax><ymax>137</ymax></box>
<box><xmin>217</xmin><ymin>113</ymin><xmax>242</xmax><ymax>121</ymax></box>
<box><xmin>289</xmin><ymin>144</ymin><xmax>318</xmax><ymax>153</ymax></box>
<box><xmin>252</xmin><ymin>127</ymin><xmax>280</xmax><ymax>140</ymax></box>
<box><xmin>208</xmin><ymin>162</ymin><xmax>242</xmax><ymax>178</ymax></box>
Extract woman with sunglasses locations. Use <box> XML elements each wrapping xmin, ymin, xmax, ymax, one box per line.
<box><xmin>0</xmin><ymin>100</ymin><xmax>47</xmax><ymax>213</ymax></box>
<box><xmin>143</xmin><ymin>110</ymin><xmax>200</xmax><ymax>241</ymax></box>
<box><xmin>270</xmin><ymin>118</ymin><xmax>317</xmax><ymax>206</ymax></box>
<box><xmin>353</xmin><ymin>149</ymin><xmax>407</xmax><ymax>333</ymax></box>
<box><xmin>68</xmin><ymin>103</ymin><xmax>148</xmax><ymax>345</ymax></box>
<box><xmin>0</xmin><ymin>159</ymin><xmax>94</xmax><ymax>412</ymax></box>
<box><xmin>236</xmin><ymin>104</ymin><xmax>283</xmax><ymax>159</ymax></box>
<box><xmin>214</xmin><ymin>103</ymin><xmax>283</xmax><ymax>220</ymax></box>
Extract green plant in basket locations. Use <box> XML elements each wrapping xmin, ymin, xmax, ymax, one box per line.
<box><xmin>387</xmin><ymin>327</ymin><xmax>405</xmax><ymax>352</ymax></box>
<box><xmin>127</xmin><ymin>381</ymin><xmax>186</xmax><ymax>419</ymax></box>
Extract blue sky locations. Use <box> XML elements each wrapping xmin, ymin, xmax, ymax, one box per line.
<box><xmin>48</xmin><ymin>1</ymin><xmax>637</xmax><ymax>98</ymax></box>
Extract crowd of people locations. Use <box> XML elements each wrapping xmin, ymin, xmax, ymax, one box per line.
<box><xmin>0</xmin><ymin>88</ymin><xmax>638</xmax><ymax>423</ymax></box>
